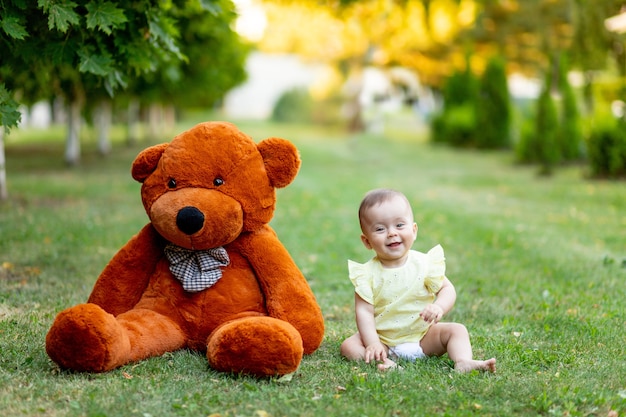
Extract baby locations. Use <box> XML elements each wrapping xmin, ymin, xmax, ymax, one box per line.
<box><xmin>340</xmin><ymin>188</ymin><xmax>496</xmax><ymax>372</ymax></box>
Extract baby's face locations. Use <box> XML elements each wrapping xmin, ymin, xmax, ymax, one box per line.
<box><xmin>360</xmin><ymin>196</ymin><xmax>417</xmax><ymax>268</ymax></box>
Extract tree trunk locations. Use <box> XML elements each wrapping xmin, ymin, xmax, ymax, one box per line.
<box><xmin>163</xmin><ymin>104</ymin><xmax>176</xmax><ymax>138</ymax></box>
<box><xmin>95</xmin><ymin>99</ymin><xmax>112</xmax><ymax>155</ymax></box>
<box><xmin>127</xmin><ymin>98</ymin><xmax>140</xmax><ymax>146</ymax></box>
<box><xmin>0</xmin><ymin>129</ymin><xmax>7</xmax><ymax>200</ymax></box>
<box><xmin>147</xmin><ymin>103</ymin><xmax>163</xmax><ymax>142</ymax></box>
<box><xmin>343</xmin><ymin>68</ymin><xmax>365</xmax><ymax>133</ymax></box>
<box><xmin>65</xmin><ymin>99</ymin><xmax>82</xmax><ymax>166</ymax></box>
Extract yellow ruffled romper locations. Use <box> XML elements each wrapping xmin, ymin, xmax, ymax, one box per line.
<box><xmin>348</xmin><ymin>245</ymin><xmax>446</xmax><ymax>347</ymax></box>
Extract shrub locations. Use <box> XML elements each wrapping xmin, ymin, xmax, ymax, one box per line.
<box><xmin>587</xmin><ymin>116</ymin><xmax>626</xmax><ymax>178</ymax></box>
<box><xmin>431</xmin><ymin>104</ymin><xmax>477</xmax><ymax>147</ymax></box>
<box><xmin>433</xmin><ymin>55</ymin><xmax>512</xmax><ymax>149</ymax></box>
<box><xmin>517</xmin><ymin>66</ymin><xmax>585</xmax><ymax>174</ymax></box>
<box><xmin>476</xmin><ymin>56</ymin><xmax>511</xmax><ymax>149</ymax></box>
<box><xmin>442</xmin><ymin>64</ymin><xmax>478</xmax><ymax>109</ymax></box>
<box><xmin>271</xmin><ymin>88</ymin><xmax>314</xmax><ymax>123</ymax></box>
<box><xmin>535</xmin><ymin>74</ymin><xmax>560</xmax><ymax>175</ymax></box>
<box><xmin>431</xmin><ymin>56</ymin><xmax>478</xmax><ymax>147</ymax></box>
<box><xmin>515</xmin><ymin>115</ymin><xmax>541</xmax><ymax>163</ymax></box>
<box><xmin>557</xmin><ymin>56</ymin><xmax>583</xmax><ymax>161</ymax></box>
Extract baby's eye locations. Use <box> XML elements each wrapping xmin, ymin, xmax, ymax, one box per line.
<box><xmin>375</xmin><ymin>227</ymin><xmax>385</xmax><ymax>232</ymax></box>
<box><xmin>397</xmin><ymin>223</ymin><xmax>405</xmax><ymax>228</ymax></box>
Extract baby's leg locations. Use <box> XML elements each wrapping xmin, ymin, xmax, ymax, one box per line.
<box><xmin>421</xmin><ymin>323</ymin><xmax>496</xmax><ymax>373</ymax></box>
<box><xmin>340</xmin><ymin>333</ymin><xmax>398</xmax><ymax>371</ymax></box>
<box><xmin>340</xmin><ymin>332</ymin><xmax>367</xmax><ymax>360</ymax></box>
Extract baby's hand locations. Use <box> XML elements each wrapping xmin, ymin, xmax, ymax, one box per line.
<box><xmin>364</xmin><ymin>341</ymin><xmax>388</xmax><ymax>364</ymax></box>
<box><xmin>420</xmin><ymin>303</ymin><xmax>444</xmax><ymax>323</ymax></box>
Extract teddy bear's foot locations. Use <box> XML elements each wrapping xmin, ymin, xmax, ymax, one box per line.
<box><xmin>46</xmin><ymin>303</ymin><xmax>131</xmax><ymax>372</ymax></box>
<box><xmin>207</xmin><ymin>316</ymin><xmax>304</xmax><ymax>377</ymax></box>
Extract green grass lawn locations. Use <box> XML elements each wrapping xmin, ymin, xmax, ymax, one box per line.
<box><xmin>1</xmin><ymin>118</ymin><xmax>625</xmax><ymax>416</ymax></box>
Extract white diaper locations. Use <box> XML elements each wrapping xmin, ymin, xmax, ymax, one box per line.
<box><xmin>389</xmin><ymin>342</ymin><xmax>426</xmax><ymax>361</ymax></box>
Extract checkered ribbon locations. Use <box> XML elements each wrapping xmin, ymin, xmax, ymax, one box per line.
<box><xmin>164</xmin><ymin>244</ymin><xmax>230</xmax><ymax>292</ymax></box>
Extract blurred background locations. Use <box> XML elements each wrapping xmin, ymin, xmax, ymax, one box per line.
<box><xmin>1</xmin><ymin>0</ymin><xmax>626</xmax><ymax>200</ymax></box>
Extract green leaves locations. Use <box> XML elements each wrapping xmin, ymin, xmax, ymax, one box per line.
<box><xmin>85</xmin><ymin>1</ymin><xmax>128</xmax><ymax>35</ymax></box>
<box><xmin>0</xmin><ymin>0</ymin><xmax>245</xmax><ymax>131</ymax></box>
<box><xmin>199</xmin><ymin>0</ymin><xmax>222</xmax><ymax>15</ymax></box>
<box><xmin>0</xmin><ymin>84</ymin><xmax>22</xmax><ymax>134</ymax></box>
<box><xmin>0</xmin><ymin>16</ymin><xmax>28</xmax><ymax>40</ymax></box>
<box><xmin>146</xmin><ymin>10</ymin><xmax>183</xmax><ymax>60</ymax></box>
<box><xmin>77</xmin><ymin>47</ymin><xmax>114</xmax><ymax>76</ymax></box>
<box><xmin>37</xmin><ymin>0</ymin><xmax>129</xmax><ymax>35</ymax></box>
<box><xmin>37</xmin><ymin>0</ymin><xmax>80</xmax><ymax>32</ymax></box>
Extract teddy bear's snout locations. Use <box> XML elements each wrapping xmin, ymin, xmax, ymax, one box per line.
<box><xmin>176</xmin><ymin>206</ymin><xmax>205</xmax><ymax>235</ymax></box>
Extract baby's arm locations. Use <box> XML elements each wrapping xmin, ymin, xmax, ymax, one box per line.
<box><xmin>355</xmin><ymin>293</ymin><xmax>388</xmax><ymax>363</ymax></box>
<box><xmin>420</xmin><ymin>277</ymin><xmax>456</xmax><ymax>323</ymax></box>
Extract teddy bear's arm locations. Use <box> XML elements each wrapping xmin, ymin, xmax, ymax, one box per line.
<box><xmin>87</xmin><ymin>224</ymin><xmax>163</xmax><ymax>316</ymax></box>
<box><xmin>234</xmin><ymin>225</ymin><xmax>325</xmax><ymax>354</ymax></box>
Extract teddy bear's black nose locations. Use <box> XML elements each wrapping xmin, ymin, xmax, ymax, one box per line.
<box><xmin>176</xmin><ymin>206</ymin><xmax>205</xmax><ymax>235</ymax></box>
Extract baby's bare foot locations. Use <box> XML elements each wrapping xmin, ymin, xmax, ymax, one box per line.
<box><xmin>455</xmin><ymin>358</ymin><xmax>496</xmax><ymax>373</ymax></box>
<box><xmin>377</xmin><ymin>358</ymin><xmax>401</xmax><ymax>372</ymax></box>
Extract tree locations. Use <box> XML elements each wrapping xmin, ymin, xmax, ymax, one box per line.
<box><xmin>126</xmin><ymin>0</ymin><xmax>249</xmax><ymax>140</ymax></box>
<box><xmin>260</xmin><ymin>0</ymin><xmax>476</xmax><ymax>86</ymax></box>
<box><xmin>431</xmin><ymin>55</ymin><xmax>479</xmax><ymax>146</ymax></box>
<box><xmin>535</xmin><ymin>72</ymin><xmax>560</xmax><ymax>175</ymax></box>
<box><xmin>475</xmin><ymin>56</ymin><xmax>511</xmax><ymax>149</ymax></box>
<box><xmin>571</xmin><ymin>0</ymin><xmax>626</xmax><ymax>113</ymax></box>
<box><xmin>0</xmin><ymin>0</ymin><xmax>186</xmax><ymax>167</ymax></box>
<box><xmin>0</xmin><ymin>0</ymin><xmax>241</xmax><ymax>199</ymax></box>
<box><xmin>0</xmin><ymin>84</ymin><xmax>21</xmax><ymax>200</ymax></box>
<box><xmin>556</xmin><ymin>54</ymin><xmax>583</xmax><ymax>161</ymax></box>
<box><xmin>0</xmin><ymin>1</ymin><xmax>187</xmax><ymax>128</ymax></box>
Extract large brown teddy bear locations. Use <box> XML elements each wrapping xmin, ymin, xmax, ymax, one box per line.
<box><xmin>45</xmin><ymin>121</ymin><xmax>325</xmax><ymax>377</ymax></box>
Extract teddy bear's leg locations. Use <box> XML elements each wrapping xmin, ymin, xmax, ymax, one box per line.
<box><xmin>46</xmin><ymin>303</ymin><xmax>186</xmax><ymax>372</ymax></box>
<box><xmin>115</xmin><ymin>308</ymin><xmax>186</xmax><ymax>363</ymax></box>
<box><xmin>206</xmin><ymin>316</ymin><xmax>304</xmax><ymax>377</ymax></box>
<box><xmin>46</xmin><ymin>303</ymin><xmax>132</xmax><ymax>372</ymax></box>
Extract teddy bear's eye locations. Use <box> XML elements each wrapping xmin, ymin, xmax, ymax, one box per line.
<box><xmin>213</xmin><ymin>177</ymin><xmax>224</xmax><ymax>187</ymax></box>
<box><xmin>168</xmin><ymin>178</ymin><xmax>177</xmax><ymax>188</ymax></box>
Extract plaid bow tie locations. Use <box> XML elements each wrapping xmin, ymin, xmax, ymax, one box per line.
<box><xmin>164</xmin><ymin>244</ymin><xmax>230</xmax><ymax>292</ymax></box>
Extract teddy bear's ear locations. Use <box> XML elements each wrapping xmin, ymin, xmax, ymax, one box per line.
<box><xmin>257</xmin><ymin>138</ymin><xmax>301</xmax><ymax>188</ymax></box>
<box><xmin>131</xmin><ymin>143</ymin><xmax>169</xmax><ymax>183</ymax></box>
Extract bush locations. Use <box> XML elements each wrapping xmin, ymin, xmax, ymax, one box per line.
<box><xmin>271</xmin><ymin>88</ymin><xmax>314</xmax><ymax>123</ymax></box>
<box><xmin>517</xmin><ymin>68</ymin><xmax>578</xmax><ymax>174</ymax></box>
<box><xmin>476</xmin><ymin>56</ymin><xmax>511</xmax><ymax>149</ymax></box>
<box><xmin>442</xmin><ymin>64</ymin><xmax>478</xmax><ymax>109</ymax></box>
<box><xmin>431</xmin><ymin>104</ymin><xmax>477</xmax><ymax>147</ymax></box>
<box><xmin>535</xmin><ymin>77</ymin><xmax>560</xmax><ymax>175</ymax></box>
<box><xmin>431</xmin><ymin>57</ymin><xmax>478</xmax><ymax>147</ymax></box>
<box><xmin>515</xmin><ymin>115</ymin><xmax>541</xmax><ymax>163</ymax></box>
<box><xmin>587</xmin><ymin>116</ymin><xmax>626</xmax><ymax>178</ymax></box>
<box><xmin>433</xmin><ymin>55</ymin><xmax>512</xmax><ymax>149</ymax></box>
<box><xmin>557</xmin><ymin>56</ymin><xmax>583</xmax><ymax>161</ymax></box>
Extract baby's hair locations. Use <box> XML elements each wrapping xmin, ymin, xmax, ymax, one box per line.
<box><xmin>358</xmin><ymin>188</ymin><xmax>411</xmax><ymax>228</ymax></box>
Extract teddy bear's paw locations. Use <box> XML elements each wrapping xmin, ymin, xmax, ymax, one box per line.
<box><xmin>207</xmin><ymin>316</ymin><xmax>304</xmax><ymax>377</ymax></box>
<box><xmin>46</xmin><ymin>303</ymin><xmax>131</xmax><ymax>372</ymax></box>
